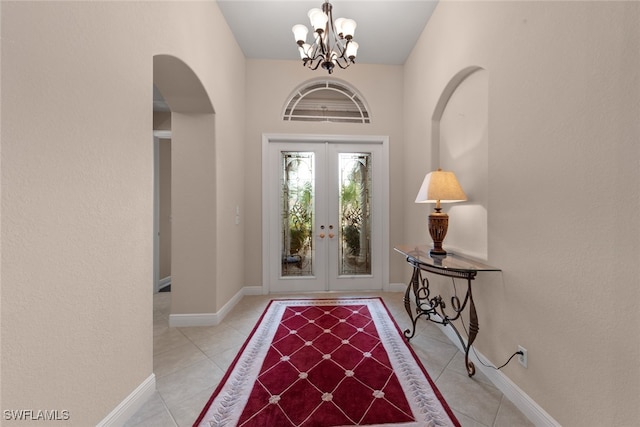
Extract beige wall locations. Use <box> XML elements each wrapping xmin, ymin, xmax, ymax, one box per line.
<box><xmin>244</xmin><ymin>60</ymin><xmax>406</xmax><ymax>287</ymax></box>
<box><xmin>153</xmin><ymin>111</ymin><xmax>171</xmax><ymax>131</ymax></box>
<box><xmin>159</xmin><ymin>139</ymin><xmax>172</xmax><ymax>280</ymax></box>
<box><xmin>171</xmin><ymin>113</ymin><xmax>218</xmax><ymax>314</ymax></box>
<box><xmin>153</xmin><ymin>113</ymin><xmax>171</xmax><ymax>281</ymax></box>
<box><xmin>1</xmin><ymin>1</ymin><xmax>245</xmax><ymax>424</ymax></box>
<box><xmin>3</xmin><ymin>1</ymin><xmax>639</xmax><ymax>425</ymax></box>
<box><xmin>404</xmin><ymin>1</ymin><xmax>640</xmax><ymax>425</ymax></box>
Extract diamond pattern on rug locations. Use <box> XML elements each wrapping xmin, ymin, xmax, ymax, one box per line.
<box><xmin>236</xmin><ymin>304</ymin><xmax>414</xmax><ymax>426</ymax></box>
<box><xmin>195</xmin><ymin>298</ymin><xmax>460</xmax><ymax>427</ymax></box>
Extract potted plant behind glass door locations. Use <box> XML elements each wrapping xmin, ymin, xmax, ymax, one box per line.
<box><xmin>282</xmin><ymin>153</ymin><xmax>313</xmax><ymax>276</ymax></box>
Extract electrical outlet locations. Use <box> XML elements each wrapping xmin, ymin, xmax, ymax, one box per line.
<box><xmin>518</xmin><ymin>345</ymin><xmax>528</xmax><ymax>368</ymax></box>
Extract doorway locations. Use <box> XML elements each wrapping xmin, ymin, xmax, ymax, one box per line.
<box><xmin>263</xmin><ymin>135</ymin><xmax>389</xmax><ymax>293</ymax></box>
<box><xmin>153</xmin><ymin>54</ymin><xmax>217</xmax><ymax>322</ymax></box>
<box><xmin>153</xmin><ymin>130</ymin><xmax>172</xmax><ymax>293</ymax></box>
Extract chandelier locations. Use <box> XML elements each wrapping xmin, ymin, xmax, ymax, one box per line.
<box><xmin>292</xmin><ymin>1</ymin><xmax>359</xmax><ymax>74</ymax></box>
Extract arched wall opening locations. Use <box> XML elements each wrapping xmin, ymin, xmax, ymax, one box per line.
<box><xmin>153</xmin><ymin>54</ymin><xmax>218</xmax><ymax>318</ymax></box>
<box><xmin>431</xmin><ymin>66</ymin><xmax>489</xmax><ymax>260</ymax></box>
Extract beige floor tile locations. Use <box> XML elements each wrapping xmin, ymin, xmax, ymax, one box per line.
<box><xmin>153</xmin><ymin>341</ymin><xmax>208</xmax><ymax>378</ymax></box>
<box><xmin>452</xmin><ymin>409</ymin><xmax>489</xmax><ymax>427</ymax></box>
<box><xmin>125</xmin><ymin>405</ymin><xmax>177</xmax><ymax>427</ymax></box>
<box><xmin>125</xmin><ymin>291</ymin><xmax>535</xmax><ymax>427</ymax></box>
<box><xmin>177</xmin><ymin>324</ymin><xmax>233</xmax><ymax>344</ymax></box>
<box><xmin>169</xmin><ymin>386</ymin><xmax>217</xmax><ymax>427</ymax></box>
<box><xmin>153</xmin><ymin>321</ymin><xmax>170</xmax><ymax>338</ymax></box>
<box><xmin>447</xmin><ymin>351</ymin><xmax>495</xmax><ymax>388</ymax></box>
<box><xmin>195</xmin><ymin>327</ymin><xmax>248</xmax><ymax>358</ymax></box>
<box><xmin>156</xmin><ymin>358</ymin><xmax>225</xmax><ymax>406</ymax></box>
<box><xmin>494</xmin><ymin>395</ymin><xmax>535</xmax><ymax>427</ymax></box>
<box><xmin>153</xmin><ymin>328</ymin><xmax>191</xmax><ymax>356</ymax></box>
<box><xmin>123</xmin><ymin>392</ymin><xmax>169</xmax><ymax>426</ymax></box>
<box><xmin>224</xmin><ymin>315</ymin><xmax>264</xmax><ymax>336</ymax></box>
<box><xmin>411</xmin><ymin>335</ymin><xmax>458</xmax><ymax>381</ymax></box>
<box><xmin>435</xmin><ymin>367</ymin><xmax>502</xmax><ymax>427</ymax></box>
<box><xmin>212</xmin><ymin>344</ymin><xmax>244</xmax><ymax>372</ymax></box>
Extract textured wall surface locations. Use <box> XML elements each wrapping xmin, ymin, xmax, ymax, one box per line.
<box><xmin>3</xmin><ymin>1</ymin><xmax>639</xmax><ymax>425</ymax></box>
<box><xmin>243</xmin><ymin>61</ymin><xmax>406</xmax><ymax>287</ymax></box>
<box><xmin>403</xmin><ymin>2</ymin><xmax>640</xmax><ymax>425</ymax></box>
<box><xmin>1</xmin><ymin>1</ymin><xmax>245</xmax><ymax>424</ymax></box>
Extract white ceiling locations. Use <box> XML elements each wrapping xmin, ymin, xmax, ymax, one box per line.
<box><xmin>217</xmin><ymin>0</ymin><xmax>439</xmax><ymax>65</ymax></box>
<box><xmin>155</xmin><ymin>1</ymin><xmax>438</xmax><ymax>111</ymax></box>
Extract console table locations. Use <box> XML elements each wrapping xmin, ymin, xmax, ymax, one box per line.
<box><xmin>394</xmin><ymin>245</ymin><xmax>500</xmax><ymax>377</ymax></box>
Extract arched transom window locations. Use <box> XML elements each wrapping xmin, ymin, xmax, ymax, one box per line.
<box><xmin>283</xmin><ymin>79</ymin><xmax>371</xmax><ymax>124</ymax></box>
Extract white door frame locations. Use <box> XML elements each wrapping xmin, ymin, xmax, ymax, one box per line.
<box><xmin>261</xmin><ymin>133</ymin><xmax>390</xmax><ymax>294</ymax></box>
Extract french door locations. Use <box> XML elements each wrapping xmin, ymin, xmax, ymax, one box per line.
<box><xmin>265</xmin><ymin>138</ymin><xmax>387</xmax><ymax>293</ymax></box>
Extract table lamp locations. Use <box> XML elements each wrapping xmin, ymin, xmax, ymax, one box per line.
<box><xmin>415</xmin><ymin>168</ymin><xmax>467</xmax><ymax>255</ymax></box>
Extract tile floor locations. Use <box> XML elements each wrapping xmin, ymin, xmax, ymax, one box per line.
<box><xmin>124</xmin><ymin>291</ymin><xmax>534</xmax><ymax>427</ymax></box>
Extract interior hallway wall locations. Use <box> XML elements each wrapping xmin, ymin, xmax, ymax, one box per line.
<box><xmin>403</xmin><ymin>1</ymin><xmax>640</xmax><ymax>425</ymax></box>
<box><xmin>159</xmin><ymin>139</ymin><xmax>172</xmax><ymax>281</ymax></box>
<box><xmin>153</xmin><ymin>113</ymin><xmax>172</xmax><ymax>282</ymax></box>
<box><xmin>1</xmin><ymin>1</ymin><xmax>245</xmax><ymax>424</ymax></box>
<box><xmin>243</xmin><ymin>60</ymin><xmax>405</xmax><ymax>288</ymax></box>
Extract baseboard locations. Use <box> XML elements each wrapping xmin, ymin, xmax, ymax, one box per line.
<box><xmin>96</xmin><ymin>374</ymin><xmax>155</xmax><ymax>427</ymax></box>
<box><xmin>481</xmin><ymin>359</ymin><xmax>561</xmax><ymax>427</ymax></box>
<box><xmin>169</xmin><ymin>312</ymin><xmax>218</xmax><ymax>327</ymax></box>
<box><xmin>432</xmin><ymin>318</ymin><xmax>560</xmax><ymax>427</ymax></box>
<box><xmin>169</xmin><ymin>285</ymin><xmax>262</xmax><ymax>327</ymax></box>
<box><xmin>158</xmin><ymin>276</ymin><xmax>171</xmax><ymax>289</ymax></box>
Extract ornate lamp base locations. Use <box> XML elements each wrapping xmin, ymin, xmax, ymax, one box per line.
<box><xmin>428</xmin><ymin>208</ymin><xmax>449</xmax><ymax>255</ymax></box>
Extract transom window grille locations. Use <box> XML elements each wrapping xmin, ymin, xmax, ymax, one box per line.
<box><xmin>283</xmin><ymin>80</ymin><xmax>371</xmax><ymax>124</ymax></box>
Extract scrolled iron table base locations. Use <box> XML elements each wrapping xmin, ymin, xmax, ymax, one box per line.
<box><xmin>395</xmin><ymin>245</ymin><xmax>500</xmax><ymax>378</ymax></box>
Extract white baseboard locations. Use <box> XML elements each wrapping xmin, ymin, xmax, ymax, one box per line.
<box><xmin>97</xmin><ymin>374</ymin><xmax>155</xmax><ymax>427</ymax></box>
<box><xmin>432</xmin><ymin>318</ymin><xmax>560</xmax><ymax>427</ymax></box>
<box><xmin>482</xmin><ymin>359</ymin><xmax>561</xmax><ymax>427</ymax></box>
<box><xmin>158</xmin><ymin>276</ymin><xmax>171</xmax><ymax>289</ymax></box>
<box><xmin>169</xmin><ymin>312</ymin><xmax>218</xmax><ymax>327</ymax></box>
<box><xmin>169</xmin><ymin>285</ymin><xmax>262</xmax><ymax>327</ymax></box>
<box><xmin>166</xmin><ymin>283</ymin><xmax>402</xmax><ymax>326</ymax></box>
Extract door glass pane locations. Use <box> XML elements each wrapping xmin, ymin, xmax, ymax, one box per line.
<box><xmin>281</xmin><ymin>152</ymin><xmax>314</xmax><ymax>277</ymax></box>
<box><xmin>339</xmin><ymin>153</ymin><xmax>372</xmax><ymax>275</ymax></box>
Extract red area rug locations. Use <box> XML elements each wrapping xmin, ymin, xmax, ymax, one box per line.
<box><xmin>194</xmin><ymin>298</ymin><xmax>459</xmax><ymax>427</ymax></box>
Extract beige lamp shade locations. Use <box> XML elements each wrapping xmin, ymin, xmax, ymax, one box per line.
<box><xmin>415</xmin><ymin>168</ymin><xmax>467</xmax><ymax>204</ymax></box>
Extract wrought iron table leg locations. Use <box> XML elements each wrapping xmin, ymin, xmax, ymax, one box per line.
<box><xmin>464</xmin><ymin>280</ymin><xmax>478</xmax><ymax>377</ymax></box>
<box><xmin>403</xmin><ymin>266</ymin><xmax>420</xmax><ymax>340</ymax></box>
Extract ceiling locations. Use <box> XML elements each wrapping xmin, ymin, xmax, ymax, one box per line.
<box><xmin>154</xmin><ymin>1</ymin><xmax>439</xmax><ymax>111</ymax></box>
<box><xmin>217</xmin><ymin>0</ymin><xmax>439</xmax><ymax>65</ymax></box>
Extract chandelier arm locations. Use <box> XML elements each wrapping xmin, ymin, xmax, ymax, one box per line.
<box><xmin>333</xmin><ymin>60</ymin><xmax>349</xmax><ymax>70</ymax></box>
<box><xmin>308</xmin><ymin>48</ymin><xmax>327</xmax><ymax>62</ymax></box>
<box><xmin>332</xmin><ymin>39</ymin><xmax>349</xmax><ymax>61</ymax></box>
<box><xmin>316</xmin><ymin>31</ymin><xmax>328</xmax><ymax>58</ymax></box>
<box><xmin>307</xmin><ymin>58</ymin><xmax>324</xmax><ymax>71</ymax></box>
<box><xmin>295</xmin><ymin>1</ymin><xmax>356</xmax><ymax>74</ymax></box>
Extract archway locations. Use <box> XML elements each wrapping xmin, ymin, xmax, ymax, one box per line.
<box><xmin>152</xmin><ymin>54</ymin><xmax>217</xmax><ymax>321</ymax></box>
<box><xmin>431</xmin><ymin>66</ymin><xmax>488</xmax><ymax>259</ymax></box>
